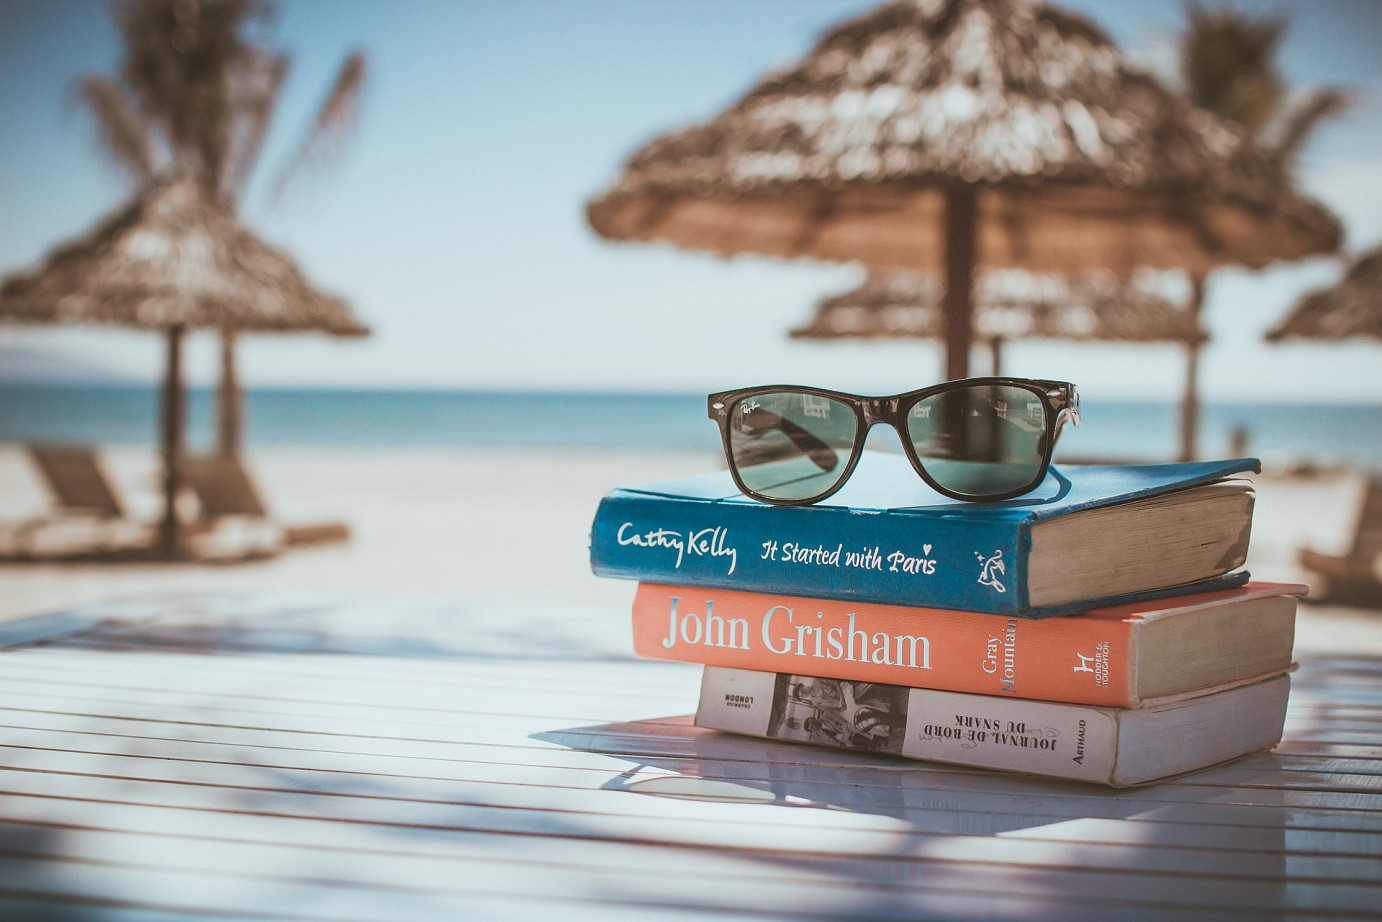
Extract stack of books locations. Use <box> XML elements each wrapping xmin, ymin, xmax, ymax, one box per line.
<box><xmin>589</xmin><ymin>450</ymin><xmax>1299</xmax><ymax>786</ymax></box>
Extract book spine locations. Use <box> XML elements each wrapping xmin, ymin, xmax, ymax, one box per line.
<box><xmin>591</xmin><ymin>491</ymin><xmax>1033</xmax><ymax>615</ymax></box>
<box><xmin>696</xmin><ymin>666</ymin><xmax>1122</xmax><ymax>784</ymax></box>
<box><xmin>636</xmin><ymin>583</ymin><xmax>1138</xmax><ymax>706</ymax></box>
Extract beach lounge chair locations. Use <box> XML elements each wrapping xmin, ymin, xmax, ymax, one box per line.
<box><xmin>7</xmin><ymin>443</ymin><xmax>149</xmax><ymax>555</ymax></box>
<box><xmin>1298</xmin><ymin>476</ymin><xmax>1382</xmax><ymax>606</ymax></box>
<box><xmin>181</xmin><ymin>454</ymin><xmax>351</xmax><ymax>557</ymax></box>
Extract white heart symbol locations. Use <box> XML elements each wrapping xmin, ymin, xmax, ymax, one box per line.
<box><xmin>923</xmin><ymin>544</ymin><xmax>932</xmax><ymax>556</ymax></box>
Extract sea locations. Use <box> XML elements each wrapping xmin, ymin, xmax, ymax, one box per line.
<box><xmin>1</xmin><ymin>384</ymin><xmax>1380</xmax><ymax>471</ymax></box>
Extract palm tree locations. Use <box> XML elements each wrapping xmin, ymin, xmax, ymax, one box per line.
<box><xmin>1174</xmin><ymin>2</ymin><xmax>1346</xmax><ymax>461</ymax></box>
<box><xmin>78</xmin><ymin>0</ymin><xmax>366</xmax><ymax>456</ymax></box>
<box><xmin>1181</xmin><ymin>3</ymin><xmax>1286</xmax><ymax>135</ymax></box>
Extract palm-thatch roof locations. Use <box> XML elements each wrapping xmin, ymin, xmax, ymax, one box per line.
<box><xmin>586</xmin><ymin>0</ymin><xmax>1340</xmax><ymax>276</ymax></box>
<box><xmin>1267</xmin><ymin>246</ymin><xmax>1382</xmax><ymax>342</ymax></box>
<box><xmin>0</xmin><ymin>177</ymin><xmax>368</xmax><ymax>337</ymax></box>
<box><xmin>0</xmin><ymin>176</ymin><xmax>367</xmax><ymax>560</ymax></box>
<box><xmin>792</xmin><ymin>270</ymin><xmax>1207</xmax><ymax>343</ymax></box>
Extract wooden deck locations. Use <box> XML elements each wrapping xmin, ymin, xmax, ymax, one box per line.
<box><xmin>1</xmin><ymin>592</ymin><xmax>1379</xmax><ymax>921</ymax></box>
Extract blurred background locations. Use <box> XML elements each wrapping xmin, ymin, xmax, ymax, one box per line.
<box><xmin>1</xmin><ymin>0</ymin><xmax>1380</xmax><ymax>620</ymax></box>
<box><xmin>2</xmin><ymin>2</ymin><xmax>1379</xmax><ymax>403</ymax></box>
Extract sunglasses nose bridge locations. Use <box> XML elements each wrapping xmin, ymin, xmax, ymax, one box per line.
<box><xmin>858</xmin><ymin>396</ymin><xmax>899</xmax><ymax>427</ymax></box>
<box><xmin>858</xmin><ymin>397</ymin><xmax>908</xmax><ymax>450</ymax></box>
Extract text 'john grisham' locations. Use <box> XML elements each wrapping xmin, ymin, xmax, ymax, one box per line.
<box><xmin>660</xmin><ymin>595</ymin><xmax>937</xmax><ymax>671</ymax></box>
<box><xmin>615</xmin><ymin>522</ymin><xmax>938</xmax><ymax>577</ymax></box>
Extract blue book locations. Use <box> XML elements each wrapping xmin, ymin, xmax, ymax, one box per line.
<box><xmin>589</xmin><ymin>452</ymin><xmax>1258</xmax><ymax>618</ymax></box>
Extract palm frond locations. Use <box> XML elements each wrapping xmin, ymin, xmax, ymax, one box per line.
<box><xmin>268</xmin><ymin>50</ymin><xmax>367</xmax><ymax>203</ymax></box>
<box><xmin>75</xmin><ymin>76</ymin><xmax>163</xmax><ymax>184</ymax></box>
<box><xmin>114</xmin><ymin>0</ymin><xmax>269</xmax><ymax>192</ymax></box>
<box><xmin>222</xmin><ymin>51</ymin><xmax>289</xmax><ymax>202</ymax></box>
<box><xmin>1268</xmin><ymin>88</ymin><xmax>1351</xmax><ymax>168</ymax></box>
<box><xmin>1179</xmin><ymin>2</ymin><xmax>1287</xmax><ymax>133</ymax></box>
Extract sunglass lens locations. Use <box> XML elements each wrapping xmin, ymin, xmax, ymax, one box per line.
<box><xmin>905</xmin><ymin>384</ymin><xmax>1049</xmax><ymax>497</ymax></box>
<box><xmin>728</xmin><ymin>391</ymin><xmax>857</xmax><ymax>502</ymax></box>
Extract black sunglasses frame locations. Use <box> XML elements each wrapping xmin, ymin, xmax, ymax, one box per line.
<box><xmin>707</xmin><ymin>377</ymin><xmax>1080</xmax><ymax>505</ymax></box>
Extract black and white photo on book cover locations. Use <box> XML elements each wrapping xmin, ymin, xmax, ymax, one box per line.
<box><xmin>766</xmin><ymin>673</ymin><xmax>910</xmax><ymax>754</ymax></box>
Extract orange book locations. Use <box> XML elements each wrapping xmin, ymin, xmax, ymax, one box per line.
<box><xmin>632</xmin><ymin>581</ymin><xmax>1301</xmax><ymax>707</ymax></box>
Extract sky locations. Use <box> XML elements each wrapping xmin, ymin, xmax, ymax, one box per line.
<box><xmin>2</xmin><ymin>0</ymin><xmax>1381</xmax><ymax>403</ymax></box>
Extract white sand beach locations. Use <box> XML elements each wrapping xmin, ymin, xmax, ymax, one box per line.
<box><xmin>1</xmin><ymin>443</ymin><xmax>1379</xmax><ymax>654</ymax></box>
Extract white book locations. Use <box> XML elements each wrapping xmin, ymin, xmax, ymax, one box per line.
<box><xmin>696</xmin><ymin>665</ymin><xmax>1293</xmax><ymax>787</ymax></box>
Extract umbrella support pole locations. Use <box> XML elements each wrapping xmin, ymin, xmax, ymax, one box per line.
<box><xmin>158</xmin><ymin>324</ymin><xmax>188</xmax><ymax>560</ymax></box>
<box><xmin>217</xmin><ymin>329</ymin><xmax>243</xmax><ymax>458</ymax></box>
<box><xmin>942</xmin><ymin>186</ymin><xmax>977</xmax><ymax>381</ymax></box>
<box><xmin>1178</xmin><ymin>273</ymin><xmax>1207</xmax><ymax>463</ymax></box>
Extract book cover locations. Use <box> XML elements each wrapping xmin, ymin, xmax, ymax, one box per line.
<box><xmin>634</xmin><ymin>581</ymin><xmax>1301</xmax><ymax>706</ymax></box>
<box><xmin>591</xmin><ymin>451</ymin><xmax>1259</xmax><ymax>617</ymax></box>
<box><xmin>696</xmin><ymin>666</ymin><xmax>1293</xmax><ymax>786</ymax></box>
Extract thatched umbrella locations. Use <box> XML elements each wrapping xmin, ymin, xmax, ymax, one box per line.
<box><xmin>1267</xmin><ymin>246</ymin><xmax>1382</xmax><ymax>342</ymax></box>
<box><xmin>586</xmin><ymin>0</ymin><xmax>1341</xmax><ymax>381</ymax></box>
<box><xmin>792</xmin><ymin>269</ymin><xmax>1205</xmax><ymax>373</ymax></box>
<box><xmin>0</xmin><ymin>177</ymin><xmax>368</xmax><ymax>559</ymax></box>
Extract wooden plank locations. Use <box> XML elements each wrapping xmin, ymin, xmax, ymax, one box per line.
<box><xmin>4</xmin><ymin>646</ymin><xmax>1379</xmax><ymax>726</ymax></box>
<box><xmin>9</xmin><ymin>671</ymin><xmax>1377</xmax><ymax>771</ymax></box>
<box><xmin>43</xmin><ymin>596</ymin><xmax>638</xmax><ymax>662</ymax></box>
<box><xmin>0</xmin><ymin>851</ymin><xmax>811</xmax><ymax>922</ymax></box>
<box><xmin>2</xmin><ymin>598</ymin><xmax>1382</xmax><ymax>921</ymax></box>
<box><xmin>4</xmin><ymin>705</ymin><xmax>1380</xmax><ymax>821</ymax></box>
<box><xmin>0</xmin><ymin>648</ymin><xmax>1368</xmax><ymax>728</ymax></box>
<box><xmin>5</xmin><ymin>719</ymin><xmax>1382</xmax><ymax>832</ymax></box>
<box><xmin>14</xmin><ymin>646</ymin><xmax>1377</xmax><ymax>712</ymax></box>
<box><xmin>3</xmin><ymin>693</ymin><xmax>1382</xmax><ymax>814</ymax></box>
<box><xmin>3</xmin><ymin>800</ymin><xmax>1381</xmax><ymax>919</ymax></box>
<box><xmin>2</xmin><ymin>660</ymin><xmax>1380</xmax><ymax>741</ymax></box>
<box><xmin>0</xmin><ymin>696</ymin><xmax>1375</xmax><ymax>791</ymax></box>
<box><xmin>8</xmin><ymin>652</ymin><xmax>1382</xmax><ymax>812</ymax></box>
<box><xmin>5</xmin><ymin>737</ymin><xmax>1382</xmax><ymax>888</ymax></box>
<box><xmin>2</xmin><ymin>740</ymin><xmax>1381</xmax><ymax>869</ymax></box>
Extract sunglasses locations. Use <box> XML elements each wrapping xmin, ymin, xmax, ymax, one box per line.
<box><xmin>708</xmin><ymin>377</ymin><xmax>1080</xmax><ymax>505</ymax></box>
